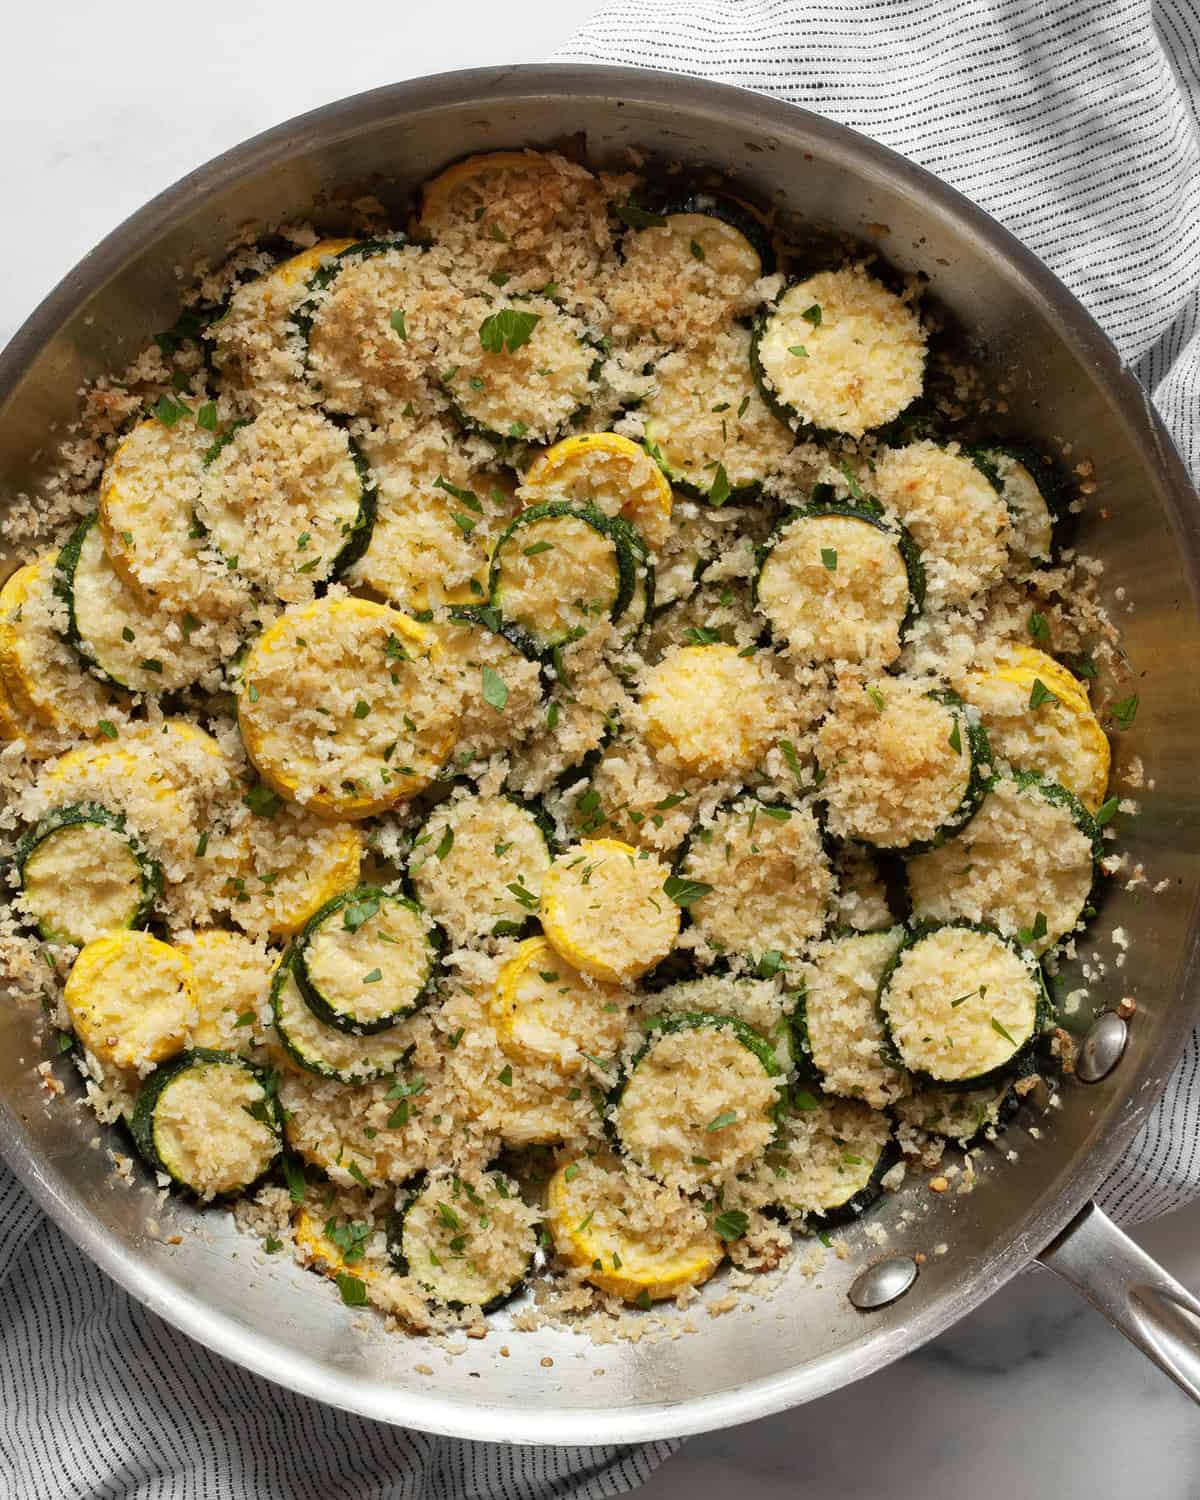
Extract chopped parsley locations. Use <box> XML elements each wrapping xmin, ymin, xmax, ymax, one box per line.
<box><xmin>713</xmin><ymin>1209</ymin><xmax>749</xmax><ymax>1241</ymax></box>
<box><xmin>801</xmin><ymin>303</ymin><xmax>823</xmax><ymax>327</ymax></box>
<box><xmin>662</xmin><ymin>874</ymin><xmax>712</xmax><ymax>908</ymax></box>
<box><xmin>389</xmin><ymin>308</ymin><xmax>407</xmax><ymax>338</ymax></box>
<box><xmin>1028</xmin><ymin>678</ymin><xmax>1058</xmax><ymax>710</ymax></box>
<box><xmin>708</xmin><ymin>463</ymin><xmax>732</xmax><ymax>507</ymax></box>
<box><xmin>479</xmin><ymin>308</ymin><xmax>541</xmax><ymax>355</ymax></box>
<box><xmin>615</xmin><ymin>202</ymin><xmax>667</xmax><ymax>230</ymax></box>
<box><xmin>1112</xmin><ymin>693</ymin><xmax>1139</xmax><ymax>729</ymax></box>
<box><xmin>821</xmin><ymin>547</ymin><xmax>838</xmax><ymax>571</ymax></box>
<box><xmin>482</xmin><ymin>664</ymin><xmax>508</xmax><ymax>712</ymax></box>
<box><xmin>705</xmin><ymin>1110</ymin><xmax>738</xmax><ymax>1132</ymax></box>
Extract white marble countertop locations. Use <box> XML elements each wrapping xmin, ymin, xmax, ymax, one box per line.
<box><xmin>3</xmin><ymin>2</ymin><xmax>1199</xmax><ymax>1494</ymax></box>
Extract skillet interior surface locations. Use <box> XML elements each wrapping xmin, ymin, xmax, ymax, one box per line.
<box><xmin>0</xmin><ymin>65</ymin><xmax>1197</xmax><ymax>1443</ymax></box>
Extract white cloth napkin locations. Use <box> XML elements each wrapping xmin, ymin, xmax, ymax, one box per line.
<box><xmin>554</xmin><ymin>0</ymin><xmax>1200</xmax><ymax>1225</ymax></box>
<box><xmin>4</xmin><ymin>2</ymin><xmax>1200</xmax><ymax>1493</ymax></box>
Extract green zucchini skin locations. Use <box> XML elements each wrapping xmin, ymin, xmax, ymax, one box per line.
<box><xmin>52</xmin><ymin>515</ymin><xmax>124</xmax><ymax>693</ymax></box>
<box><xmin>15</xmin><ymin>801</ymin><xmax>162</xmax><ymax>942</ymax></box>
<box><xmin>268</xmin><ymin>947</ymin><xmax>411</xmax><ymax>1083</ymax></box>
<box><xmin>129</xmin><ymin>1048</ymin><xmax>282</xmax><ymax>1197</ymax></box>
<box><xmin>488</xmin><ymin>501</ymin><xmax>636</xmax><ymax>650</ymax></box>
<box><xmin>641</xmin><ymin>430</ymin><xmax>765</xmax><ymax>508</ymax></box>
<box><xmin>875</xmin><ymin>919</ymin><xmax>1054</xmax><ymax>1092</ymax></box>
<box><xmin>965</xmin><ymin>441</ymin><xmax>1074</xmax><ymax>561</ymax></box>
<box><xmin>384</xmin><ymin>1171</ymin><xmax>541</xmax><ymax>1313</ymax></box>
<box><xmin>608</xmin><ymin>516</ymin><xmax>656</xmax><ymax>641</ymax></box>
<box><xmin>753</xmin><ymin>491</ymin><xmax>927</xmax><ymax>649</ymax></box>
<box><xmin>295</xmin><ymin>884</ymin><xmax>440</xmax><ymax>1035</ymax></box>
<box><xmin>292</xmin><ymin>236</ymin><xmax>410</xmax><ymax>352</ymax></box>
<box><xmin>805</xmin><ymin>1136</ymin><xmax>899</xmax><ymax>1231</ymax></box>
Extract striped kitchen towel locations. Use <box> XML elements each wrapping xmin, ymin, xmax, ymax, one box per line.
<box><xmin>555</xmin><ymin>0</ymin><xmax>1200</xmax><ymax>1225</ymax></box>
<box><xmin>3</xmin><ymin>2</ymin><xmax>1199</xmax><ymax>1495</ymax></box>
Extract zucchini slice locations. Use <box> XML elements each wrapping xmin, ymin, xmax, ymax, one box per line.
<box><xmin>540</xmin><ymin>837</ymin><xmax>680</xmax><ymax>983</ymax></box>
<box><xmin>279</xmin><ymin>1066</ymin><xmax>444</xmax><ymax>1189</ymax></box>
<box><xmin>959</xmin><ymin>646</ymin><xmax>1110</xmax><ymax>812</ymax></box>
<box><xmin>196</xmin><ymin>406</ymin><xmax>376</xmax><ymax>601</ymax></box>
<box><xmin>238</xmin><ymin>598</ymin><xmax>458</xmax><ymax>818</ymax></box>
<box><xmin>296</xmin><ymin>885</ymin><xmax>438</xmax><ymax>1034</ymax></box>
<box><xmin>546</xmin><ymin>1156</ymin><xmax>723</xmax><ymax>1304</ymax></box>
<box><xmin>16</xmin><ymin>803</ymin><xmax>161</xmax><ymax>947</ymax></box>
<box><xmin>609</xmin><ymin>517</ymin><xmax>657</xmax><ymax>645</ymax></box>
<box><xmin>429</xmin><ymin>610</ymin><xmax>547</xmax><ymax>763</ymax></box>
<box><xmin>408</xmin><ymin>791</ymin><xmax>552</xmax><ymax>944</ymax></box>
<box><xmin>750</xmin><ymin>268</ymin><xmax>926</xmax><ymax>440</ymax></box>
<box><xmin>613</xmin><ymin>1012</ymin><xmax>783</xmax><ymax>1191</ymax></box>
<box><xmin>0</xmin><ymin>554</ymin><xmax>111</xmax><ymax>742</ymax></box>
<box><xmin>63</xmin><ymin>930</ymin><xmax>197</xmax><ymax>1071</ymax></box>
<box><xmin>871</xmin><ymin>442</ymin><xmax>1009</xmax><ymax>607</ymax></box>
<box><xmin>754</xmin><ymin>497</ymin><xmax>925</xmax><ymax>664</ymax></box>
<box><xmin>975</xmin><ymin>444</ymin><xmax>1065</xmax><ymax>565</ymax></box>
<box><xmin>894</xmin><ymin>1076</ymin><xmax>1023</xmax><ymax>1147</ymax></box>
<box><xmin>907</xmin><ymin>771</ymin><xmax>1101</xmax><ymax>954</ymax></box>
<box><xmin>816</xmin><ymin>679</ymin><xmax>990</xmax><ymax>854</ymax></box>
<box><xmin>348</xmin><ymin>417</ymin><xmax>507</xmax><ymax>611</ymax></box>
<box><xmin>489</xmin><ymin>935</ymin><xmax>631</xmax><ymax>1072</ymax></box>
<box><xmin>130</xmin><ymin>1049</ymin><xmax>280</xmax><ymax>1199</ymax></box>
<box><xmin>443</xmin><ymin>295</ymin><xmax>596</xmax><ymax>451</ymax></box>
<box><xmin>55</xmin><ymin>515</ymin><xmax>222</xmax><ymax>695</ymax></box>
<box><xmin>744</xmin><ymin>1092</ymin><xmax>898</xmax><ymax>1230</ymax></box>
<box><xmin>878</xmin><ymin>921</ymin><xmax>1051</xmax><ymax>1088</ymax></box>
<box><xmin>643</xmin><ymin>972</ymin><xmax>796</xmax><ymax>1073</ymax></box>
<box><xmin>676</xmin><ymin>798</ymin><xmax>833</xmax><ymax>962</ymax></box>
<box><xmin>489</xmin><ymin>502</ymin><xmax>634</xmax><ymax>650</ymax></box>
<box><xmin>641</xmin><ymin>642</ymin><xmax>783</xmax><ymax>778</ymax></box>
<box><xmin>794</xmin><ymin>928</ymin><xmax>909</xmax><ymax>1108</ymax></box>
<box><xmin>300</xmin><ymin>238</ymin><xmax>458</xmax><ymax>417</ymax></box>
<box><xmin>609</xmin><ymin>196</ymin><xmax>769</xmax><ymax>345</ymax></box>
<box><xmin>268</xmin><ymin>948</ymin><xmax>414</xmax><ymax>1084</ymax></box>
<box><xmin>174</xmin><ymin>929</ymin><xmax>274</xmax><ymax>1052</ymax></box>
<box><xmin>98</xmin><ymin>416</ymin><xmax>241</xmax><ymax>609</ymax></box>
<box><xmin>417</xmin><ymin>149</ymin><xmax>610</xmax><ymax>291</ymax></box>
<box><xmin>642</xmin><ymin>325</ymin><xmax>794</xmax><ymax>503</ymax></box>
<box><xmin>521</xmin><ymin>432</ymin><xmax>673</xmax><ymax>550</ymax></box>
<box><xmin>390</xmin><ymin>1170</ymin><xmax>540</xmax><ymax>1311</ymax></box>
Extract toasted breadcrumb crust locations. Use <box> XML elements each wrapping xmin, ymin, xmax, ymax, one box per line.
<box><xmin>0</xmin><ymin>144</ymin><xmax>1127</xmax><ymax>1345</ymax></box>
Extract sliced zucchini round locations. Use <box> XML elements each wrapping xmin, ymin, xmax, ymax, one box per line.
<box><xmin>409</xmin><ymin>791</ymin><xmax>552</xmax><ymax>944</ymax></box>
<box><xmin>545</xmin><ymin>1155</ymin><xmax>723</xmax><ymax>1304</ymax></box>
<box><xmin>816</xmin><ymin>679</ymin><xmax>990</xmax><ymax>854</ymax></box>
<box><xmin>428</xmin><ymin>609</ymin><xmax>547</xmax><ymax>763</ymax></box>
<box><xmin>174</xmin><ymin>929</ymin><xmax>274</xmax><ymax>1053</ymax></box>
<box><xmin>489</xmin><ymin>935</ymin><xmax>631</xmax><ymax>1072</ymax></box>
<box><xmin>196</xmin><ymin>406</ymin><xmax>376</xmax><ymax>601</ymax></box>
<box><xmin>488</xmin><ymin>502</ymin><xmax>634</xmax><ymax>651</ymax></box>
<box><xmin>746</xmin><ymin>1092</ymin><xmax>898</xmax><ymax>1230</ymax></box>
<box><xmin>871</xmin><ymin>441</ymin><xmax>1009</xmax><ymax>607</ymax></box>
<box><xmin>974</xmin><ymin>444</ymin><xmax>1066</xmax><ymax>565</ymax></box>
<box><xmin>640</xmin><ymin>642</ymin><xmax>783</xmax><ymax>778</ymax></box>
<box><xmin>878</xmin><ymin>921</ymin><xmax>1051</xmax><ymax>1088</ymax></box>
<box><xmin>613</xmin><ymin>1012</ymin><xmax>783</xmax><ymax>1191</ymax></box>
<box><xmin>278</xmin><ymin>1067</ymin><xmax>442</xmax><ymax>1189</ymax></box>
<box><xmin>540</xmin><ymin>837</ymin><xmax>680</xmax><ymax>983</ymax></box>
<box><xmin>299</xmin><ymin>238</ymin><xmax>458</xmax><ymax>417</ymax></box>
<box><xmin>907</xmin><ymin>771</ymin><xmax>1101</xmax><ymax>954</ymax></box>
<box><xmin>238</xmin><ymin>598</ymin><xmax>458</xmax><ymax>818</ymax></box>
<box><xmin>269</xmin><ymin>949</ymin><xmax>414</xmax><ymax>1084</ymax></box>
<box><xmin>444</xmin><ymin>295</ymin><xmax>596</xmax><ymax>451</ymax></box>
<box><xmin>521</xmin><ymin>432</ymin><xmax>673</xmax><ymax>550</ymax></box>
<box><xmin>644</xmin><ymin>972</ymin><xmax>796</xmax><ymax>1072</ymax></box>
<box><xmin>609</xmin><ymin>195</ymin><xmax>770</xmax><ymax>345</ymax></box>
<box><xmin>609</xmin><ymin>517</ymin><xmax>656</xmax><ymax>644</ymax></box>
<box><xmin>642</xmin><ymin>325</ymin><xmax>794</xmax><ymax>503</ymax></box>
<box><xmin>794</xmin><ymin>929</ymin><xmax>909</xmax><ymax>1109</ymax></box>
<box><xmin>754</xmin><ymin>497</ymin><xmax>924</xmax><ymax>665</ymax></box>
<box><xmin>751</xmin><ymin>268</ymin><xmax>926</xmax><ymax>440</ymax></box>
<box><xmin>220</xmin><ymin>803</ymin><xmax>364</xmax><ymax>940</ymax></box>
<box><xmin>63</xmin><ymin>930</ymin><xmax>197</xmax><ymax>1071</ymax></box>
<box><xmin>296</xmin><ymin>885</ymin><xmax>438</xmax><ymax>1035</ymax></box>
<box><xmin>16</xmin><ymin>802</ymin><xmax>161</xmax><ymax>946</ymax></box>
<box><xmin>130</xmin><ymin>1048</ymin><xmax>281</xmax><ymax>1199</ymax></box>
<box><xmin>958</xmin><ymin>646</ymin><xmax>1110</xmax><ymax>812</ymax></box>
<box><xmin>54</xmin><ymin>515</ymin><xmax>222</xmax><ymax>694</ymax></box>
<box><xmin>389</xmin><ymin>1170</ymin><xmax>540</xmax><ymax>1311</ymax></box>
<box><xmin>676</xmin><ymin>798</ymin><xmax>833</xmax><ymax>962</ymax></box>
<box><xmin>894</xmin><ymin>1076</ymin><xmax>1022</xmax><ymax>1146</ymax></box>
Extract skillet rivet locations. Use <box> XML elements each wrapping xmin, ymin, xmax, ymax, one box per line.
<box><xmin>1076</xmin><ymin>1011</ymin><xmax>1128</xmax><ymax>1084</ymax></box>
<box><xmin>848</xmin><ymin>1256</ymin><xmax>918</xmax><ymax>1310</ymax></box>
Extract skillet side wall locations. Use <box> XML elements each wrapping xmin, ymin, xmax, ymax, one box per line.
<box><xmin>0</xmin><ymin>67</ymin><xmax>1197</xmax><ymax>1443</ymax></box>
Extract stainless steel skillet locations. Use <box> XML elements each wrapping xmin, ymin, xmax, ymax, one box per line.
<box><xmin>1</xmin><ymin>64</ymin><xmax>1199</xmax><ymax>1442</ymax></box>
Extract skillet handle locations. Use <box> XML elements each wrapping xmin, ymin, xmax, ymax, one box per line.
<box><xmin>1037</xmin><ymin>1200</ymin><xmax>1200</xmax><ymax>1405</ymax></box>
